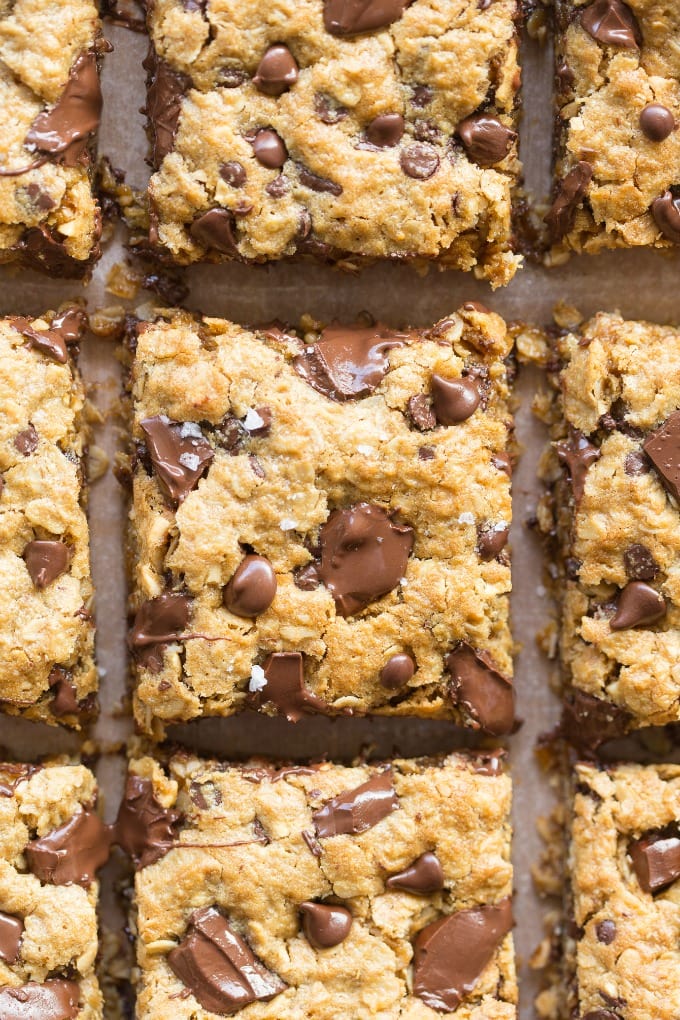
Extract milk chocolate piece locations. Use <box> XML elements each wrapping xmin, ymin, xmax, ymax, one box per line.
<box><xmin>643</xmin><ymin>411</ymin><xmax>680</xmax><ymax>503</ymax></box>
<box><xmin>313</xmin><ymin>770</ymin><xmax>399</xmax><ymax>837</ymax></box>
<box><xmin>610</xmin><ymin>581</ymin><xmax>666</xmax><ymax>630</ymax></box>
<box><xmin>629</xmin><ymin>831</ymin><xmax>680</xmax><ymax>893</ymax></box>
<box><xmin>0</xmin><ymin>910</ymin><xmax>23</xmax><ymax>964</ymax></box>
<box><xmin>26</xmin><ymin>51</ymin><xmax>102</xmax><ymax>157</ymax></box>
<box><xmin>140</xmin><ymin>416</ymin><xmax>214</xmax><ymax>503</ymax></box>
<box><xmin>293</xmin><ymin>325</ymin><xmax>407</xmax><ymax>401</ymax></box>
<box><xmin>113</xmin><ymin>774</ymin><xmax>181</xmax><ymax>869</ymax></box>
<box><xmin>580</xmin><ymin>0</ymin><xmax>641</xmax><ymax>48</ymax></box>
<box><xmin>129</xmin><ymin>593</ymin><xmax>191</xmax><ymax>672</ymax></box>
<box><xmin>0</xmin><ymin>980</ymin><xmax>80</xmax><ymax>1020</ymax></box>
<box><xmin>27</xmin><ymin>809</ymin><xmax>111</xmax><ymax>887</ymax></box>
<box><xmin>223</xmin><ymin>555</ymin><xmax>277</xmax><ymax>617</ymax></box>
<box><xmin>446</xmin><ymin>643</ymin><xmax>515</xmax><ymax>735</ymax></box>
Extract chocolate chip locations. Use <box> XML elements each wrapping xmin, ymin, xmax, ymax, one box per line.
<box><xmin>0</xmin><ymin>911</ymin><xmax>23</xmax><ymax>965</ymax></box>
<box><xmin>27</xmin><ymin>809</ymin><xmax>111</xmax><ymax>886</ymax></box>
<box><xmin>580</xmin><ymin>0</ymin><xmax>641</xmax><ymax>48</ymax></box>
<box><xmin>418</xmin><ymin>445</ymin><xmax>435</xmax><ymax>460</ymax></box>
<box><xmin>624</xmin><ymin>450</ymin><xmax>649</xmax><ymax>476</ymax></box>
<box><xmin>253</xmin><ymin>44</ymin><xmax>299</xmax><ymax>96</ymax></box>
<box><xmin>477</xmin><ymin>523</ymin><xmax>509</xmax><ymax>561</ymax></box>
<box><xmin>189</xmin><ymin>208</ymin><xmax>239</xmax><ymax>254</ymax></box>
<box><xmin>313</xmin><ymin>770</ymin><xmax>399</xmax><ymax>837</ymax></box>
<box><xmin>112</xmin><ymin>774</ymin><xmax>181</xmax><ymax>869</ymax></box>
<box><xmin>556</xmin><ymin>430</ymin><xmax>600</xmax><ymax>503</ymax></box>
<box><xmin>386</xmin><ymin>852</ymin><xmax>444</xmax><ymax>893</ymax></box>
<box><xmin>129</xmin><ymin>593</ymin><xmax>192</xmax><ymax>672</ymax></box>
<box><xmin>595</xmin><ymin>919</ymin><xmax>617</xmax><ymax>944</ymax></box>
<box><xmin>431</xmin><ymin>374</ymin><xmax>481</xmax><ymax>424</ymax></box>
<box><xmin>413</xmin><ymin>119</ymin><xmax>440</xmax><ymax>143</ymax></box>
<box><xmin>300</xmin><ymin>903</ymin><xmax>353</xmax><ymax>948</ymax></box>
<box><xmin>556</xmin><ymin>60</ymin><xmax>575</xmax><ymax>89</ymax></box>
<box><xmin>545</xmin><ymin>161</ymin><xmax>593</xmax><ymax>241</ymax></box>
<box><xmin>323</xmin><ymin>0</ymin><xmax>408</xmax><ymax>36</ymax></box>
<box><xmin>297</xmin><ymin>163</ymin><xmax>343</xmax><ymax>195</ymax></box>
<box><xmin>265</xmin><ymin>173</ymin><xmax>290</xmax><ymax>197</ymax></box>
<box><xmin>140</xmin><ymin>416</ymin><xmax>214</xmax><ymax>503</ymax></box>
<box><xmin>250</xmin><ymin>128</ymin><xmax>288</xmax><ymax>168</ymax></box>
<box><xmin>380</xmin><ymin>652</ymin><xmax>415</xmax><ymax>689</ymax></box>
<box><xmin>25</xmin><ymin>182</ymin><xmax>56</xmax><ymax>210</ymax></box>
<box><xmin>457</xmin><ymin>115</ymin><xmax>516</xmax><ymax>166</ymax></box>
<box><xmin>14</xmin><ymin>425</ymin><xmax>38</xmax><ymax>455</ymax></box>
<box><xmin>25</xmin><ymin>51</ymin><xmax>102</xmax><ymax>159</ymax></box>
<box><xmin>413</xmin><ymin>898</ymin><xmax>513</xmax><ymax>1011</ymax></box>
<box><xmin>168</xmin><ymin>907</ymin><xmax>287</xmax><ymax>1013</ymax></box>
<box><xmin>400</xmin><ymin>143</ymin><xmax>439</xmax><ymax>180</ymax></box>
<box><xmin>314</xmin><ymin>93</ymin><xmax>348</xmax><ymax>124</ymax></box>
<box><xmin>249</xmin><ymin>652</ymin><xmax>329</xmax><ymax>722</ymax></box>
<box><xmin>294</xmin><ymin>325</ymin><xmax>407</xmax><ymax>401</ymax></box>
<box><xmin>22</xmin><ymin>540</ymin><xmax>71</xmax><ymax>589</ymax></box>
<box><xmin>223</xmin><ymin>555</ymin><xmax>277</xmax><ymax>617</ymax></box>
<box><xmin>629</xmin><ymin>831</ymin><xmax>680</xmax><ymax>893</ymax></box>
<box><xmin>0</xmin><ymin>980</ymin><xmax>80</xmax><ymax>1020</ymax></box>
<box><xmin>446</xmin><ymin>642</ymin><xmax>515</xmax><ymax>735</ymax></box>
<box><xmin>411</xmin><ymin>85</ymin><xmax>433</xmax><ymax>107</ymax></box>
<box><xmin>143</xmin><ymin>51</ymin><xmax>189</xmax><ymax>169</ymax></box>
<box><xmin>219</xmin><ymin>161</ymin><xmax>246</xmax><ymax>187</ymax></box>
<box><xmin>610</xmin><ymin>581</ymin><xmax>666</xmax><ymax>629</ymax></box>
<box><xmin>639</xmin><ymin>104</ymin><xmax>675</xmax><ymax>141</ymax></box>
<box><xmin>651</xmin><ymin>191</ymin><xmax>680</xmax><ymax>243</ymax></box>
<box><xmin>623</xmin><ymin>543</ymin><xmax>658</xmax><ymax>581</ymax></box>
<box><xmin>365</xmin><ymin>113</ymin><xmax>405</xmax><ymax>147</ymax></box>
<box><xmin>643</xmin><ymin>410</ymin><xmax>680</xmax><ymax>503</ymax></box>
<box><xmin>560</xmin><ymin>690</ymin><xmax>631</xmax><ymax>750</ymax></box>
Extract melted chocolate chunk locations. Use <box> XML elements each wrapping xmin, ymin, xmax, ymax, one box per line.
<box><xmin>556</xmin><ymin>430</ymin><xmax>600</xmax><ymax>503</ymax></box>
<box><xmin>27</xmin><ymin>809</ymin><xmax>111</xmax><ymax>886</ymax></box>
<box><xmin>623</xmin><ymin>542</ymin><xmax>658</xmax><ymax>581</ymax></box>
<box><xmin>23</xmin><ymin>541</ymin><xmax>70</xmax><ymax>589</ymax></box>
<box><xmin>400</xmin><ymin>143</ymin><xmax>439</xmax><ymax>180</ymax></box>
<box><xmin>300</xmin><ymin>903</ymin><xmax>353</xmax><ymax>948</ymax></box>
<box><xmin>297</xmin><ymin>163</ymin><xmax>343</xmax><ymax>195</ymax></box>
<box><xmin>560</xmin><ymin>690</ymin><xmax>631</xmax><ymax>751</ymax></box>
<box><xmin>26</xmin><ymin>51</ymin><xmax>102</xmax><ymax>159</ymax></box>
<box><xmin>457</xmin><ymin>115</ymin><xmax>516</xmax><ymax>166</ymax></box>
<box><xmin>129</xmin><ymin>593</ymin><xmax>191</xmax><ymax>672</ymax></box>
<box><xmin>386</xmin><ymin>851</ymin><xmax>444</xmax><ymax>893</ymax></box>
<box><xmin>189</xmin><ymin>209</ymin><xmax>238</xmax><ymax>254</ymax></box>
<box><xmin>477</xmin><ymin>523</ymin><xmax>509</xmax><ymax>561</ymax></box>
<box><xmin>643</xmin><ymin>410</ymin><xmax>680</xmax><ymax>502</ymax></box>
<box><xmin>113</xmin><ymin>774</ymin><xmax>181</xmax><ymax>869</ymax></box>
<box><xmin>545</xmin><ymin>161</ymin><xmax>593</xmax><ymax>241</ymax></box>
<box><xmin>16</xmin><ymin>321</ymin><xmax>69</xmax><ymax>364</ymax></box>
<box><xmin>595</xmin><ymin>919</ymin><xmax>616</xmax><ymax>944</ymax></box>
<box><xmin>0</xmin><ymin>980</ymin><xmax>80</xmax><ymax>1020</ymax></box>
<box><xmin>51</xmin><ymin>306</ymin><xmax>87</xmax><ymax>343</ymax></box>
<box><xmin>380</xmin><ymin>652</ymin><xmax>415</xmax><ymax>689</ymax></box>
<box><xmin>314</xmin><ymin>93</ymin><xmax>349</xmax><ymax>124</ymax></box>
<box><xmin>220</xmin><ymin>161</ymin><xmax>246</xmax><ymax>187</ymax></box>
<box><xmin>249</xmin><ymin>652</ymin><xmax>329</xmax><ymax>722</ymax></box>
<box><xmin>14</xmin><ymin>425</ymin><xmax>39</xmax><ymax>456</ymax></box>
<box><xmin>224</xmin><ymin>555</ymin><xmax>277</xmax><ymax>617</ymax></box>
<box><xmin>413</xmin><ymin>898</ymin><xmax>513</xmax><ymax>1011</ymax></box>
<box><xmin>140</xmin><ymin>416</ymin><xmax>214</xmax><ymax>503</ymax></box>
<box><xmin>580</xmin><ymin>0</ymin><xmax>641</xmax><ymax>48</ymax></box>
<box><xmin>431</xmin><ymin>374</ymin><xmax>481</xmax><ymax>424</ymax></box>
<box><xmin>313</xmin><ymin>770</ymin><xmax>399</xmax><ymax>837</ymax></box>
<box><xmin>629</xmin><ymin>831</ymin><xmax>680</xmax><ymax>893</ymax></box>
<box><xmin>610</xmin><ymin>580</ymin><xmax>666</xmax><ymax>629</ymax></box>
<box><xmin>639</xmin><ymin>104</ymin><xmax>675</xmax><ymax>142</ymax></box>
<box><xmin>253</xmin><ymin>45</ymin><xmax>299</xmax><ymax>95</ymax></box>
<box><xmin>446</xmin><ymin>643</ymin><xmax>515</xmax><ymax>735</ymax></box>
<box><xmin>0</xmin><ymin>911</ymin><xmax>23</xmax><ymax>964</ymax></box>
<box><xmin>651</xmin><ymin>191</ymin><xmax>680</xmax><ymax>243</ymax></box>
<box><xmin>316</xmin><ymin>503</ymin><xmax>413</xmax><ymax>616</ymax></box>
<box><xmin>323</xmin><ymin>0</ymin><xmax>408</xmax><ymax>36</ymax></box>
<box><xmin>365</xmin><ymin>113</ymin><xmax>405</xmax><ymax>147</ymax></box>
<box><xmin>294</xmin><ymin>324</ymin><xmax>406</xmax><ymax>401</ymax></box>
<box><xmin>143</xmin><ymin>50</ymin><xmax>189</xmax><ymax>169</ymax></box>
<box><xmin>250</xmin><ymin>128</ymin><xmax>288</xmax><ymax>168</ymax></box>
<box><xmin>168</xmin><ymin>907</ymin><xmax>286</xmax><ymax>1013</ymax></box>
<box><xmin>49</xmin><ymin>667</ymin><xmax>80</xmax><ymax>717</ymax></box>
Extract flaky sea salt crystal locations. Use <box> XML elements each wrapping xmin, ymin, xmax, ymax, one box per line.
<box><xmin>249</xmin><ymin>665</ymin><xmax>267</xmax><ymax>692</ymax></box>
<box><xmin>179</xmin><ymin>452</ymin><xmax>200</xmax><ymax>471</ymax></box>
<box><xmin>458</xmin><ymin>512</ymin><xmax>475</xmax><ymax>525</ymax></box>
<box><xmin>243</xmin><ymin>408</ymin><xmax>265</xmax><ymax>432</ymax></box>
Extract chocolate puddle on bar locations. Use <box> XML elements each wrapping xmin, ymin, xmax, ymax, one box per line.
<box><xmin>1</xmin><ymin>17</ymin><xmax>680</xmax><ymax>1020</ymax></box>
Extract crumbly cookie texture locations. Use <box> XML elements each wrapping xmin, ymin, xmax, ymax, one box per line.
<box><xmin>125</xmin><ymin>751</ymin><xmax>516</xmax><ymax>1019</ymax></box>
<box><xmin>0</xmin><ymin>760</ymin><xmax>109</xmax><ymax>1019</ymax></box>
<box><xmin>0</xmin><ymin>311</ymin><xmax>96</xmax><ymax>726</ymax></box>
<box><xmin>548</xmin><ymin>0</ymin><xmax>680</xmax><ymax>260</ymax></box>
<box><xmin>145</xmin><ymin>0</ymin><xmax>522</xmax><ymax>286</ymax></box>
<box><xmin>126</xmin><ymin>305</ymin><xmax>514</xmax><ymax>738</ymax></box>
<box><xmin>0</xmin><ymin>0</ymin><xmax>106</xmax><ymax>277</ymax></box>
<box><xmin>542</xmin><ymin>313</ymin><xmax>680</xmax><ymax>744</ymax></box>
<box><xmin>567</xmin><ymin>762</ymin><xmax>680</xmax><ymax>1020</ymax></box>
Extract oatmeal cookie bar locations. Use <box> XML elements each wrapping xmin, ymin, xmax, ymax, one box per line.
<box><xmin>125</xmin><ymin>304</ymin><xmax>515</xmax><ymax>737</ymax></box>
<box><xmin>144</xmin><ymin>0</ymin><xmax>522</xmax><ymax>286</ymax></box>
<box><xmin>0</xmin><ymin>309</ymin><xmax>96</xmax><ymax>726</ymax></box>
<box><xmin>548</xmin><ymin>0</ymin><xmax>680</xmax><ymax>260</ymax></box>
<box><xmin>118</xmin><ymin>750</ymin><xmax>516</xmax><ymax>1019</ymax></box>
<box><xmin>542</xmin><ymin>313</ymin><xmax>680</xmax><ymax>746</ymax></box>
<box><xmin>0</xmin><ymin>1</ymin><xmax>108</xmax><ymax>277</ymax></box>
<box><xmin>566</xmin><ymin>762</ymin><xmax>680</xmax><ymax>1020</ymax></box>
<box><xmin>0</xmin><ymin>760</ymin><xmax>110</xmax><ymax>1019</ymax></box>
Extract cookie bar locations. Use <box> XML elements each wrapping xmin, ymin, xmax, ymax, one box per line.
<box><xmin>0</xmin><ymin>309</ymin><xmax>96</xmax><ymax>726</ymax></box>
<box><xmin>548</xmin><ymin>0</ymin><xmax>680</xmax><ymax>259</ymax></box>
<box><xmin>543</xmin><ymin>313</ymin><xmax>680</xmax><ymax>746</ymax></box>
<box><xmin>125</xmin><ymin>304</ymin><xmax>515</xmax><ymax>737</ymax></box>
<box><xmin>0</xmin><ymin>1</ymin><xmax>108</xmax><ymax>278</ymax></box>
<box><xmin>566</xmin><ymin>762</ymin><xmax>680</xmax><ymax>1020</ymax></box>
<box><xmin>144</xmin><ymin>0</ymin><xmax>522</xmax><ymax>286</ymax></box>
<box><xmin>118</xmin><ymin>750</ymin><xmax>516</xmax><ymax>1019</ymax></box>
<box><xmin>0</xmin><ymin>760</ymin><xmax>110</xmax><ymax>1019</ymax></box>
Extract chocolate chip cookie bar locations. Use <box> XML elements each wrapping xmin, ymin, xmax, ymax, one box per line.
<box><xmin>565</xmin><ymin>762</ymin><xmax>680</xmax><ymax>1020</ymax></box>
<box><xmin>0</xmin><ymin>759</ymin><xmax>110</xmax><ymax>1018</ymax></box>
<box><xmin>0</xmin><ymin>310</ymin><xmax>96</xmax><ymax>726</ymax></box>
<box><xmin>548</xmin><ymin>0</ymin><xmax>680</xmax><ymax>260</ymax></box>
<box><xmin>125</xmin><ymin>304</ymin><xmax>515</xmax><ymax>738</ymax></box>
<box><xmin>0</xmin><ymin>2</ymin><xmax>108</xmax><ymax>278</ymax></box>
<box><xmin>542</xmin><ymin>313</ymin><xmax>680</xmax><ymax>746</ymax></box>
<box><xmin>118</xmin><ymin>750</ymin><xmax>516</xmax><ymax>1019</ymax></box>
<box><xmin>144</xmin><ymin>0</ymin><xmax>522</xmax><ymax>286</ymax></box>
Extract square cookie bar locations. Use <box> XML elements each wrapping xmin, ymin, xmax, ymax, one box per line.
<box><xmin>119</xmin><ymin>751</ymin><xmax>516</xmax><ymax>1019</ymax></box>
<box><xmin>548</xmin><ymin>0</ymin><xmax>680</xmax><ymax>259</ymax></box>
<box><xmin>543</xmin><ymin>313</ymin><xmax>680</xmax><ymax>748</ymax></box>
<box><xmin>144</xmin><ymin>0</ymin><xmax>522</xmax><ymax>286</ymax></box>
<box><xmin>0</xmin><ymin>1</ymin><xmax>107</xmax><ymax>278</ymax></box>
<box><xmin>126</xmin><ymin>304</ymin><xmax>515</xmax><ymax>737</ymax></box>
<box><xmin>0</xmin><ymin>759</ymin><xmax>110</xmax><ymax>1018</ymax></box>
<box><xmin>0</xmin><ymin>310</ymin><xmax>96</xmax><ymax>726</ymax></box>
<box><xmin>566</xmin><ymin>762</ymin><xmax>680</xmax><ymax>1020</ymax></box>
